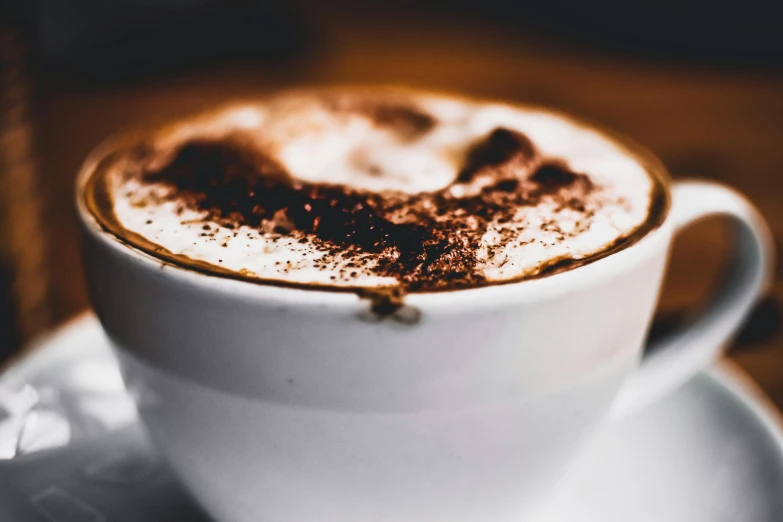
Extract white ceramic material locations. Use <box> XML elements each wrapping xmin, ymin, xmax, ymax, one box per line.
<box><xmin>76</xmin><ymin>129</ymin><xmax>773</xmax><ymax>520</ymax></box>
<box><xmin>2</xmin><ymin>315</ymin><xmax>783</xmax><ymax>522</ymax></box>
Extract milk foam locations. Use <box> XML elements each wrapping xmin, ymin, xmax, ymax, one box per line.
<box><xmin>101</xmin><ymin>90</ymin><xmax>657</xmax><ymax>289</ymax></box>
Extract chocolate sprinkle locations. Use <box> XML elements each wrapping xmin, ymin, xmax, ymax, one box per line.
<box><xmin>132</xmin><ymin>126</ymin><xmax>594</xmax><ymax>292</ymax></box>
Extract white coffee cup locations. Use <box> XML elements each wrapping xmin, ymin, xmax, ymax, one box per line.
<box><xmin>76</xmin><ymin>112</ymin><xmax>773</xmax><ymax>522</ymax></box>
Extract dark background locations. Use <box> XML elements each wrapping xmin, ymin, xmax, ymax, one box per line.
<box><xmin>1</xmin><ymin>0</ymin><xmax>782</xmax><ymax>403</ymax></box>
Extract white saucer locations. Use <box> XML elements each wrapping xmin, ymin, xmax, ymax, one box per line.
<box><xmin>1</xmin><ymin>315</ymin><xmax>782</xmax><ymax>522</ymax></box>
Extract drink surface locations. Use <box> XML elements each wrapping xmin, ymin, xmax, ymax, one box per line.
<box><xmin>81</xmin><ymin>88</ymin><xmax>667</xmax><ymax>293</ymax></box>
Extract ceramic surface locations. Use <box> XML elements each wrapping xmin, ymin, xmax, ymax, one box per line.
<box><xmin>2</xmin><ymin>316</ymin><xmax>782</xmax><ymax>522</ymax></box>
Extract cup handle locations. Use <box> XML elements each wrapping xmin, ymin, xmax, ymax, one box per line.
<box><xmin>611</xmin><ymin>180</ymin><xmax>774</xmax><ymax>418</ymax></box>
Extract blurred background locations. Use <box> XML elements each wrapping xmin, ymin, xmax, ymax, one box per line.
<box><xmin>1</xmin><ymin>0</ymin><xmax>781</xmax><ymax>402</ymax></box>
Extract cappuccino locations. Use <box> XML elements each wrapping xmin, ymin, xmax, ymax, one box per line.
<box><xmin>81</xmin><ymin>88</ymin><xmax>666</xmax><ymax>293</ymax></box>
<box><xmin>76</xmin><ymin>88</ymin><xmax>773</xmax><ymax>522</ymax></box>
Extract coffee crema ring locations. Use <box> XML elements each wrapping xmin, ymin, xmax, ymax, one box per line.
<box><xmin>81</xmin><ymin>88</ymin><xmax>668</xmax><ymax>311</ymax></box>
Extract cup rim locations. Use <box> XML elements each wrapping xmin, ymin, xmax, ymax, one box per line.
<box><xmin>75</xmin><ymin>87</ymin><xmax>674</xmax><ymax>313</ymax></box>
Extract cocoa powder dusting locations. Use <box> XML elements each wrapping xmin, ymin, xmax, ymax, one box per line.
<box><xmin>326</xmin><ymin>96</ymin><xmax>437</xmax><ymax>140</ymax></box>
<box><xmin>132</xmin><ymin>126</ymin><xmax>595</xmax><ymax>294</ymax></box>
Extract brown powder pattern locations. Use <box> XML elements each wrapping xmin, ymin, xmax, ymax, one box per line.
<box><xmin>127</xmin><ymin>125</ymin><xmax>594</xmax><ymax>292</ymax></box>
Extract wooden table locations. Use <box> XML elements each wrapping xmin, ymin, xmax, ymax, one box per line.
<box><xmin>24</xmin><ymin>6</ymin><xmax>783</xmax><ymax>407</ymax></box>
